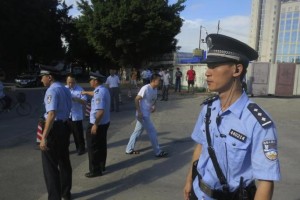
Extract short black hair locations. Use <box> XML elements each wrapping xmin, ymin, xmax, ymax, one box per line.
<box><xmin>150</xmin><ymin>73</ymin><xmax>161</xmax><ymax>82</ymax></box>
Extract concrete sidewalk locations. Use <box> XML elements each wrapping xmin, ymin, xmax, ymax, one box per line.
<box><xmin>37</xmin><ymin>88</ymin><xmax>300</xmax><ymax>200</ymax></box>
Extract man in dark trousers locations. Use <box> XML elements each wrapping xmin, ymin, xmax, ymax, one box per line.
<box><xmin>82</xmin><ymin>72</ymin><xmax>111</xmax><ymax>177</ymax></box>
<box><xmin>65</xmin><ymin>75</ymin><xmax>87</xmax><ymax>155</ymax></box>
<box><xmin>39</xmin><ymin>67</ymin><xmax>72</xmax><ymax>200</ymax></box>
<box><xmin>174</xmin><ymin>67</ymin><xmax>182</xmax><ymax>92</ymax></box>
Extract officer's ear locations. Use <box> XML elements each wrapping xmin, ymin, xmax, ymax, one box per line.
<box><xmin>233</xmin><ymin>64</ymin><xmax>243</xmax><ymax>77</ymax></box>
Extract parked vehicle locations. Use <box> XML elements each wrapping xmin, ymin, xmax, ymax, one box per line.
<box><xmin>0</xmin><ymin>68</ymin><xmax>6</xmax><ymax>80</ymax></box>
<box><xmin>14</xmin><ymin>73</ymin><xmax>42</xmax><ymax>88</ymax></box>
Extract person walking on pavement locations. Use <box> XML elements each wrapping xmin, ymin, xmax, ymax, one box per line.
<box><xmin>161</xmin><ymin>69</ymin><xmax>171</xmax><ymax>101</ymax></box>
<box><xmin>128</xmin><ymin>67</ymin><xmax>138</xmax><ymax>98</ymax></box>
<box><xmin>39</xmin><ymin>66</ymin><xmax>72</xmax><ymax>200</ymax></box>
<box><xmin>174</xmin><ymin>67</ymin><xmax>182</xmax><ymax>92</ymax></box>
<box><xmin>125</xmin><ymin>73</ymin><xmax>168</xmax><ymax>157</ymax></box>
<box><xmin>105</xmin><ymin>69</ymin><xmax>120</xmax><ymax>112</ymax></box>
<box><xmin>65</xmin><ymin>75</ymin><xmax>87</xmax><ymax>155</ymax></box>
<box><xmin>81</xmin><ymin>72</ymin><xmax>111</xmax><ymax>178</ymax></box>
<box><xmin>186</xmin><ymin>65</ymin><xmax>196</xmax><ymax>94</ymax></box>
<box><xmin>183</xmin><ymin>34</ymin><xmax>281</xmax><ymax>200</ymax></box>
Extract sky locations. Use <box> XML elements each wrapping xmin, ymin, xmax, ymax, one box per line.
<box><xmin>65</xmin><ymin>0</ymin><xmax>252</xmax><ymax>53</ymax></box>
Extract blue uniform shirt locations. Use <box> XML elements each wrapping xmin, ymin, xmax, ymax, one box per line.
<box><xmin>90</xmin><ymin>85</ymin><xmax>110</xmax><ymax>125</ymax></box>
<box><xmin>191</xmin><ymin>92</ymin><xmax>281</xmax><ymax>199</ymax></box>
<box><xmin>44</xmin><ymin>82</ymin><xmax>72</xmax><ymax>121</ymax></box>
<box><xmin>65</xmin><ymin>85</ymin><xmax>87</xmax><ymax>121</ymax></box>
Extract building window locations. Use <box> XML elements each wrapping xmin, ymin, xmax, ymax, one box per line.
<box><xmin>291</xmin><ymin>31</ymin><xmax>297</xmax><ymax>41</ymax></box>
<box><xmin>292</xmin><ymin>19</ymin><xmax>299</xmax><ymax>29</ymax></box>
<box><xmin>286</xmin><ymin>19</ymin><xmax>292</xmax><ymax>30</ymax></box>
<box><xmin>284</xmin><ymin>32</ymin><xmax>291</xmax><ymax>42</ymax></box>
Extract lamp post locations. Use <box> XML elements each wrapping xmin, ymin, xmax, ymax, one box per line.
<box><xmin>199</xmin><ymin>25</ymin><xmax>208</xmax><ymax>49</ymax></box>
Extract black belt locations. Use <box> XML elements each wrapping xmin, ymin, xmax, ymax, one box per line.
<box><xmin>55</xmin><ymin>119</ymin><xmax>68</xmax><ymax>123</ymax></box>
<box><xmin>198</xmin><ymin>177</ymin><xmax>255</xmax><ymax>199</ymax></box>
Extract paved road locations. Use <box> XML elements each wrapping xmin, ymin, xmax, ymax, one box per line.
<box><xmin>0</xmin><ymin>85</ymin><xmax>299</xmax><ymax>200</ymax></box>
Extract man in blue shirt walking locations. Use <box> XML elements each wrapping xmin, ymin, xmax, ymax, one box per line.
<box><xmin>183</xmin><ymin>34</ymin><xmax>281</xmax><ymax>200</ymax></box>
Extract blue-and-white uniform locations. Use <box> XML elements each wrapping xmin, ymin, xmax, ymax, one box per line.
<box><xmin>42</xmin><ymin>81</ymin><xmax>72</xmax><ymax>199</ymax></box>
<box><xmin>191</xmin><ymin>92</ymin><xmax>281</xmax><ymax>199</ymax></box>
<box><xmin>86</xmin><ymin>84</ymin><xmax>110</xmax><ymax>173</ymax></box>
<box><xmin>90</xmin><ymin>85</ymin><xmax>110</xmax><ymax>125</ymax></box>
<box><xmin>66</xmin><ymin>84</ymin><xmax>87</xmax><ymax>121</ymax></box>
<box><xmin>44</xmin><ymin>82</ymin><xmax>72</xmax><ymax>120</ymax></box>
<box><xmin>66</xmin><ymin>84</ymin><xmax>87</xmax><ymax>153</ymax></box>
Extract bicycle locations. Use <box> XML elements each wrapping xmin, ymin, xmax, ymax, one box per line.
<box><xmin>0</xmin><ymin>92</ymin><xmax>32</xmax><ymax>116</ymax></box>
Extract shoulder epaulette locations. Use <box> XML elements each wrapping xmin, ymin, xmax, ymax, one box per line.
<box><xmin>201</xmin><ymin>95</ymin><xmax>219</xmax><ymax>105</ymax></box>
<box><xmin>247</xmin><ymin>103</ymin><xmax>273</xmax><ymax>128</ymax></box>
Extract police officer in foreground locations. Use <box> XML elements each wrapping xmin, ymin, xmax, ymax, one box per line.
<box><xmin>183</xmin><ymin>34</ymin><xmax>281</xmax><ymax>200</ymax></box>
<box><xmin>82</xmin><ymin>72</ymin><xmax>110</xmax><ymax>178</ymax></box>
<box><xmin>39</xmin><ymin>67</ymin><xmax>72</xmax><ymax>200</ymax></box>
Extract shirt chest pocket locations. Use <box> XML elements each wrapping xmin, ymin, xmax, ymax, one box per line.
<box><xmin>225</xmin><ymin>136</ymin><xmax>250</xmax><ymax>164</ymax></box>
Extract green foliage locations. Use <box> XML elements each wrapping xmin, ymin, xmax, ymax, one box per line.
<box><xmin>0</xmin><ymin>0</ymin><xmax>71</xmax><ymax>73</ymax></box>
<box><xmin>77</xmin><ymin>0</ymin><xmax>186</xmax><ymax>67</ymax></box>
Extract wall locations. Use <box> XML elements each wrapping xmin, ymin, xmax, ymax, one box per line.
<box><xmin>174</xmin><ymin>64</ymin><xmax>208</xmax><ymax>88</ymax></box>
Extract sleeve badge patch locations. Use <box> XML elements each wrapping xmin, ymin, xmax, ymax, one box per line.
<box><xmin>262</xmin><ymin>140</ymin><xmax>278</xmax><ymax>161</ymax></box>
<box><xmin>96</xmin><ymin>98</ymin><xmax>101</xmax><ymax>105</ymax></box>
<box><xmin>47</xmin><ymin>95</ymin><xmax>52</xmax><ymax>104</ymax></box>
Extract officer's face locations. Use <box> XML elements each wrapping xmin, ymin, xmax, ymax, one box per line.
<box><xmin>205</xmin><ymin>63</ymin><xmax>240</xmax><ymax>92</ymax></box>
<box><xmin>41</xmin><ymin>75</ymin><xmax>51</xmax><ymax>87</ymax></box>
<box><xmin>66</xmin><ymin>77</ymin><xmax>76</xmax><ymax>89</ymax></box>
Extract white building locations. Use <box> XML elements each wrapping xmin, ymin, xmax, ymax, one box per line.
<box><xmin>249</xmin><ymin>0</ymin><xmax>300</xmax><ymax>63</ymax></box>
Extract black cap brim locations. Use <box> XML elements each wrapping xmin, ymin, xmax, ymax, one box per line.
<box><xmin>201</xmin><ymin>56</ymin><xmax>237</xmax><ymax>64</ymax></box>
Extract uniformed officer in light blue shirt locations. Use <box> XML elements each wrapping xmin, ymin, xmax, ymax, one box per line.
<box><xmin>184</xmin><ymin>34</ymin><xmax>280</xmax><ymax>200</ymax></box>
<box><xmin>39</xmin><ymin>66</ymin><xmax>73</xmax><ymax>200</ymax></box>
<box><xmin>82</xmin><ymin>71</ymin><xmax>110</xmax><ymax>178</ymax></box>
<box><xmin>66</xmin><ymin>75</ymin><xmax>87</xmax><ymax>155</ymax></box>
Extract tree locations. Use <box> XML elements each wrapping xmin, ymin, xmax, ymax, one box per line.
<box><xmin>0</xmin><ymin>0</ymin><xmax>71</xmax><ymax>75</ymax></box>
<box><xmin>77</xmin><ymin>0</ymin><xmax>186</xmax><ymax>68</ymax></box>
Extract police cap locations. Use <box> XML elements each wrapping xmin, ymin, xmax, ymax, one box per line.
<box><xmin>202</xmin><ymin>34</ymin><xmax>258</xmax><ymax>66</ymax></box>
<box><xmin>39</xmin><ymin>65</ymin><xmax>61</xmax><ymax>76</ymax></box>
<box><xmin>89</xmin><ymin>71</ymin><xmax>106</xmax><ymax>81</ymax></box>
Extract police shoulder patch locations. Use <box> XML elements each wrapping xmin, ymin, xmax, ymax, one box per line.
<box><xmin>262</xmin><ymin>139</ymin><xmax>278</xmax><ymax>161</ymax></box>
<box><xmin>247</xmin><ymin>103</ymin><xmax>273</xmax><ymax>128</ymax></box>
<box><xmin>201</xmin><ymin>95</ymin><xmax>219</xmax><ymax>105</ymax></box>
<box><xmin>47</xmin><ymin>95</ymin><xmax>52</xmax><ymax>104</ymax></box>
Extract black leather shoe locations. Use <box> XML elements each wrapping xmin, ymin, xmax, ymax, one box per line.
<box><xmin>62</xmin><ymin>194</ymin><xmax>71</xmax><ymax>200</ymax></box>
<box><xmin>77</xmin><ymin>148</ymin><xmax>86</xmax><ymax>155</ymax></box>
<box><xmin>85</xmin><ymin>171</ymin><xmax>102</xmax><ymax>178</ymax></box>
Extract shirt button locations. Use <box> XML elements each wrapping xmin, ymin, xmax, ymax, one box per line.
<box><xmin>232</xmin><ymin>143</ymin><xmax>236</xmax><ymax>146</ymax></box>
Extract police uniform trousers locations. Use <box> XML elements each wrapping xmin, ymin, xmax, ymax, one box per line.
<box><xmin>41</xmin><ymin>121</ymin><xmax>72</xmax><ymax>200</ymax></box>
<box><xmin>68</xmin><ymin>119</ymin><xmax>85</xmax><ymax>152</ymax></box>
<box><xmin>109</xmin><ymin>87</ymin><xmax>120</xmax><ymax>111</ymax></box>
<box><xmin>86</xmin><ymin>122</ymin><xmax>110</xmax><ymax>173</ymax></box>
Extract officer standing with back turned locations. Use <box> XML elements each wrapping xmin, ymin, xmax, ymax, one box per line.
<box><xmin>39</xmin><ymin>66</ymin><xmax>72</xmax><ymax>200</ymax></box>
<box><xmin>183</xmin><ymin>34</ymin><xmax>281</xmax><ymax>200</ymax></box>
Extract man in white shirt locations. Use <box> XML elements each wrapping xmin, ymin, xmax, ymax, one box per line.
<box><xmin>161</xmin><ymin>69</ymin><xmax>171</xmax><ymax>101</ymax></box>
<box><xmin>65</xmin><ymin>75</ymin><xmax>87</xmax><ymax>155</ymax></box>
<box><xmin>125</xmin><ymin>73</ymin><xmax>168</xmax><ymax>157</ymax></box>
<box><xmin>105</xmin><ymin>69</ymin><xmax>120</xmax><ymax>112</ymax></box>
